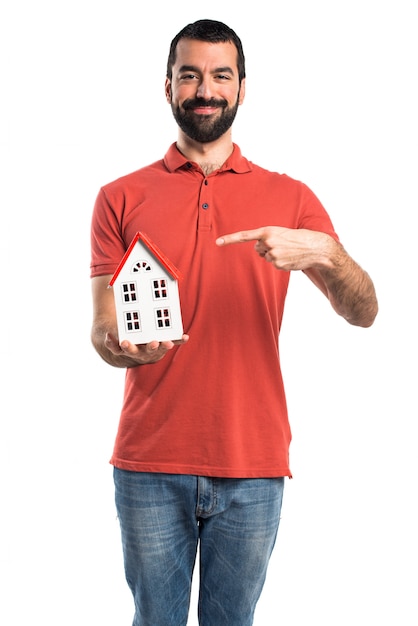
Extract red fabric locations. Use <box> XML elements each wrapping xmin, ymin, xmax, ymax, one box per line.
<box><xmin>90</xmin><ymin>143</ymin><xmax>339</xmax><ymax>478</ymax></box>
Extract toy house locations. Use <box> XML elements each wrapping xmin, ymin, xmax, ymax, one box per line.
<box><xmin>109</xmin><ymin>232</ymin><xmax>184</xmax><ymax>344</ymax></box>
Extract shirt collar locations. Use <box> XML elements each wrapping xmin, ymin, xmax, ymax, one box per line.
<box><xmin>164</xmin><ymin>142</ymin><xmax>252</xmax><ymax>174</ymax></box>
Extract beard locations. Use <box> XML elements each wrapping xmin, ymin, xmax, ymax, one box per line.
<box><xmin>171</xmin><ymin>95</ymin><xmax>240</xmax><ymax>143</ymax></box>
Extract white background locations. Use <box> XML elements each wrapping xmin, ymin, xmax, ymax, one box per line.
<box><xmin>2</xmin><ymin>1</ymin><xmax>417</xmax><ymax>624</ymax></box>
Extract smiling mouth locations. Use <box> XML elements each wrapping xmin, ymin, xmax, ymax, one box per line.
<box><xmin>192</xmin><ymin>106</ymin><xmax>220</xmax><ymax>115</ymax></box>
<box><xmin>183</xmin><ymin>98</ymin><xmax>227</xmax><ymax>114</ymax></box>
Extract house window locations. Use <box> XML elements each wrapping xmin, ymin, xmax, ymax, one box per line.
<box><xmin>152</xmin><ymin>279</ymin><xmax>168</xmax><ymax>300</ymax></box>
<box><xmin>155</xmin><ymin>308</ymin><xmax>172</xmax><ymax>329</ymax></box>
<box><xmin>132</xmin><ymin>260</ymin><xmax>152</xmax><ymax>272</ymax></box>
<box><xmin>122</xmin><ymin>282</ymin><xmax>137</xmax><ymax>302</ymax></box>
<box><xmin>124</xmin><ymin>310</ymin><xmax>141</xmax><ymax>332</ymax></box>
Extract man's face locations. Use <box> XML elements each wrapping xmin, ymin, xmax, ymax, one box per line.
<box><xmin>165</xmin><ymin>39</ymin><xmax>245</xmax><ymax>143</ymax></box>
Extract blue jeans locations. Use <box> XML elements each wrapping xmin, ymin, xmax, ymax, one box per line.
<box><xmin>114</xmin><ymin>469</ymin><xmax>284</xmax><ymax>626</ymax></box>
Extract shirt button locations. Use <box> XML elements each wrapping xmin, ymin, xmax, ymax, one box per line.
<box><xmin>202</xmin><ymin>203</ymin><xmax>209</xmax><ymax>210</ymax></box>
<box><xmin>204</xmin><ymin>180</ymin><xmax>208</xmax><ymax>185</ymax></box>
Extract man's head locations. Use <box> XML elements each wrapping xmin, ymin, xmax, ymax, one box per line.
<box><xmin>165</xmin><ymin>19</ymin><xmax>246</xmax><ymax>144</ymax></box>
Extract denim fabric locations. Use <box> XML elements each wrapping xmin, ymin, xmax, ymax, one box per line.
<box><xmin>114</xmin><ymin>469</ymin><xmax>284</xmax><ymax>626</ymax></box>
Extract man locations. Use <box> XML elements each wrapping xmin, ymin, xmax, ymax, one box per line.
<box><xmin>90</xmin><ymin>19</ymin><xmax>378</xmax><ymax>626</ymax></box>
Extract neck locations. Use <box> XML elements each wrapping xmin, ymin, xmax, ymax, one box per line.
<box><xmin>176</xmin><ymin>131</ymin><xmax>234</xmax><ymax>175</ymax></box>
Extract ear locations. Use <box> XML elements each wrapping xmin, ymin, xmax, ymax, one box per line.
<box><xmin>238</xmin><ymin>78</ymin><xmax>246</xmax><ymax>105</ymax></box>
<box><xmin>165</xmin><ymin>78</ymin><xmax>172</xmax><ymax>103</ymax></box>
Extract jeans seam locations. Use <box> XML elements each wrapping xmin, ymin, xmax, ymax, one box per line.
<box><xmin>196</xmin><ymin>477</ymin><xmax>218</xmax><ymax>517</ymax></box>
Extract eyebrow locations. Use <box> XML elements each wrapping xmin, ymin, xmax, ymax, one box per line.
<box><xmin>178</xmin><ymin>65</ymin><xmax>235</xmax><ymax>75</ymax></box>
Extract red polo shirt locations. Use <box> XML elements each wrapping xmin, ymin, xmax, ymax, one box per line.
<box><xmin>90</xmin><ymin>143</ymin><xmax>338</xmax><ymax>477</ymax></box>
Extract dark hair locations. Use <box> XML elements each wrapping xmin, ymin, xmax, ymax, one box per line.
<box><xmin>166</xmin><ymin>19</ymin><xmax>246</xmax><ymax>82</ymax></box>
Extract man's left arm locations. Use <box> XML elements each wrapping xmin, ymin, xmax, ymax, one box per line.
<box><xmin>216</xmin><ymin>226</ymin><xmax>378</xmax><ymax>328</ymax></box>
<box><xmin>302</xmin><ymin>241</ymin><xmax>378</xmax><ymax>328</ymax></box>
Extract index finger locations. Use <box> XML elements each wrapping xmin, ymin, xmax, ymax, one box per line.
<box><xmin>216</xmin><ymin>228</ymin><xmax>267</xmax><ymax>246</ymax></box>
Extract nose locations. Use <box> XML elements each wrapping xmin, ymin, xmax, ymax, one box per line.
<box><xmin>196</xmin><ymin>77</ymin><xmax>212</xmax><ymax>100</ymax></box>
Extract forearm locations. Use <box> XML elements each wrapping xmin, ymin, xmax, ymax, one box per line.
<box><xmin>311</xmin><ymin>239</ymin><xmax>378</xmax><ymax>327</ymax></box>
<box><xmin>216</xmin><ymin>226</ymin><xmax>378</xmax><ymax>327</ymax></box>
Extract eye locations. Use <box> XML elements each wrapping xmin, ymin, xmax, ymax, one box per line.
<box><xmin>180</xmin><ymin>73</ymin><xmax>197</xmax><ymax>80</ymax></box>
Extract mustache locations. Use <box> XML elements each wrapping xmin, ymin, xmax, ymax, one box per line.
<box><xmin>182</xmin><ymin>97</ymin><xmax>228</xmax><ymax>110</ymax></box>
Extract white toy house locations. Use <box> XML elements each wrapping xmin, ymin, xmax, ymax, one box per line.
<box><xmin>109</xmin><ymin>232</ymin><xmax>184</xmax><ymax>344</ymax></box>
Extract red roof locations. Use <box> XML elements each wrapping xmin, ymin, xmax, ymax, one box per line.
<box><xmin>108</xmin><ymin>232</ymin><xmax>183</xmax><ymax>286</ymax></box>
